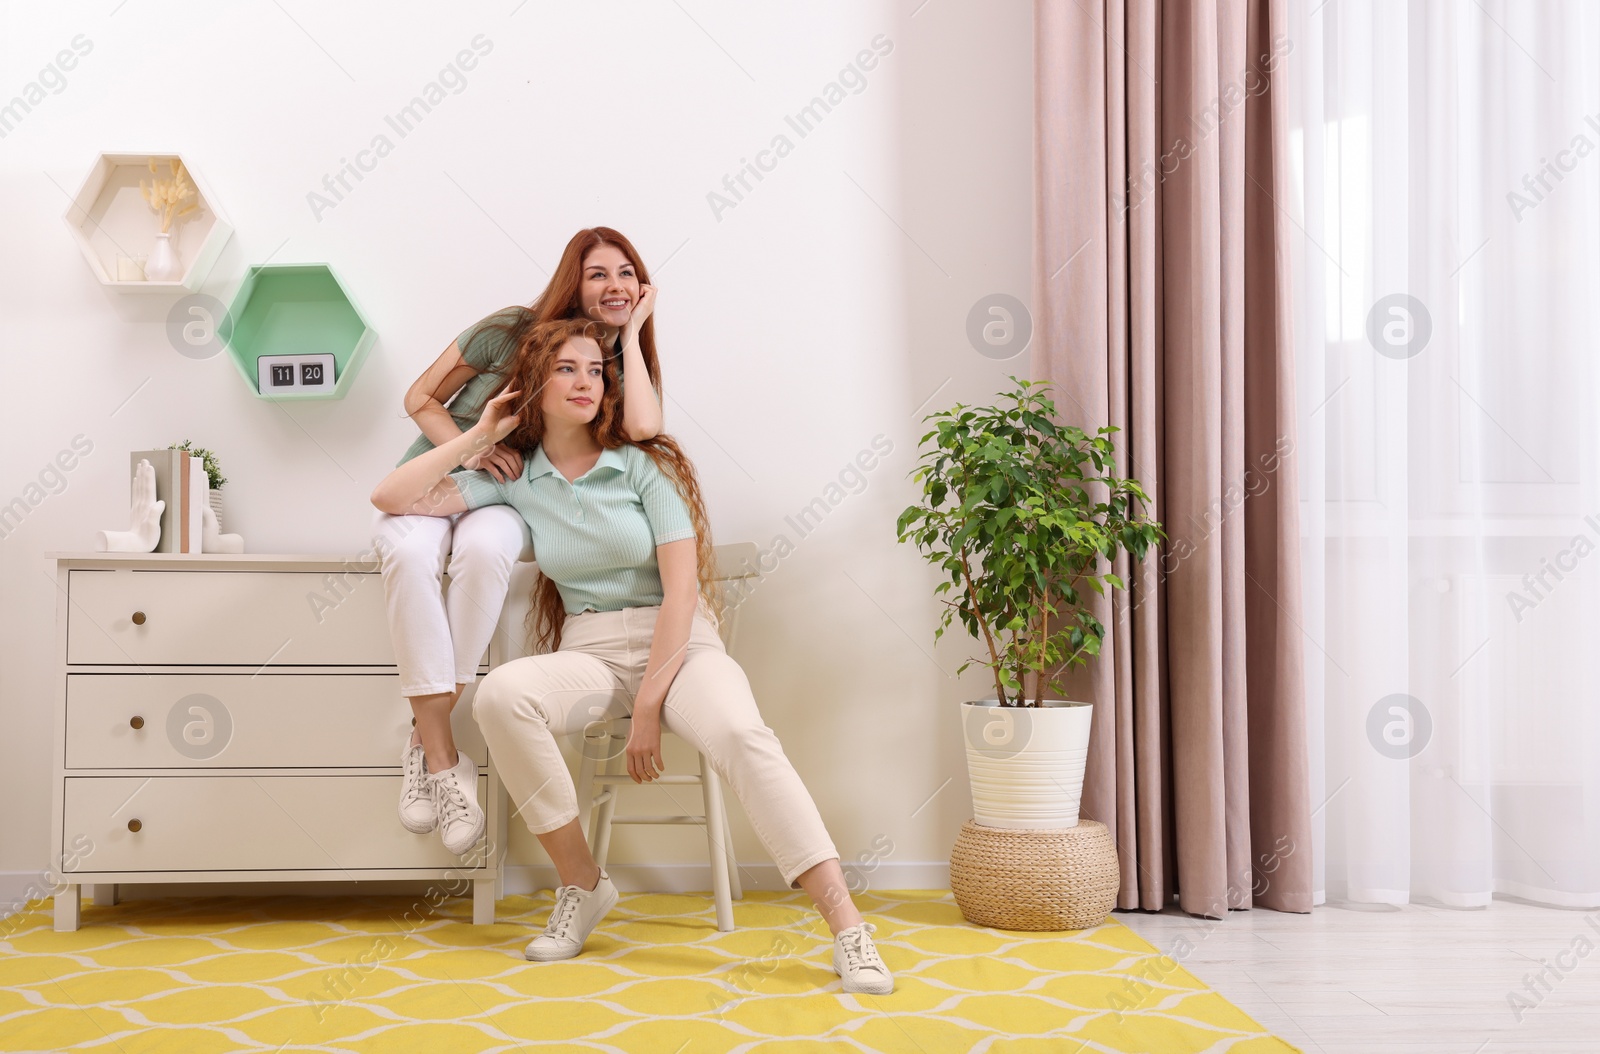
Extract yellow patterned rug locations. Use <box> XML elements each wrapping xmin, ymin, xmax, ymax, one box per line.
<box><xmin>0</xmin><ymin>890</ymin><xmax>1299</xmax><ymax>1053</ymax></box>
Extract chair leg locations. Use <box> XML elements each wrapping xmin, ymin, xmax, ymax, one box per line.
<box><xmin>720</xmin><ymin>791</ymin><xmax>743</xmax><ymax>901</ymax></box>
<box><xmin>494</xmin><ymin>778</ymin><xmax>509</xmax><ymax>900</ymax></box>
<box><xmin>576</xmin><ymin>726</ymin><xmax>600</xmax><ymax>846</ymax></box>
<box><xmin>592</xmin><ymin>731</ymin><xmax>624</xmax><ymax>869</ymax></box>
<box><xmin>701</xmin><ymin>751</ymin><xmax>735</xmax><ymax>931</ymax></box>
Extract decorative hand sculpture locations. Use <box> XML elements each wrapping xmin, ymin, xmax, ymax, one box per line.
<box><xmin>201</xmin><ymin>501</ymin><xmax>244</xmax><ymax>554</ymax></box>
<box><xmin>96</xmin><ymin>459</ymin><xmax>164</xmax><ymax>552</ymax></box>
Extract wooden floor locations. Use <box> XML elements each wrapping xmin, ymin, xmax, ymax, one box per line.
<box><xmin>1117</xmin><ymin>898</ymin><xmax>1600</xmax><ymax>1053</ymax></box>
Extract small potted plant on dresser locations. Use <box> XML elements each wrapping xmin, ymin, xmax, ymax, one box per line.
<box><xmin>170</xmin><ymin>441</ymin><xmax>227</xmax><ymax>528</ymax></box>
<box><xmin>896</xmin><ymin>376</ymin><xmax>1162</xmax><ymax>931</ymax></box>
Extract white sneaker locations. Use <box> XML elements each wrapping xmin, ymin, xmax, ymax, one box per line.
<box><xmin>398</xmin><ymin>740</ymin><xmax>436</xmax><ymax>834</ymax></box>
<box><xmin>433</xmin><ymin>748</ymin><xmax>485</xmax><ymax>855</ymax></box>
<box><xmin>833</xmin><ymin>921</ymin><xmax>894</xmax><ymax>994</ymax></box>
<box><xmin>524</xmin><ymin>869</ymin><xmax>618</xmax><ymax>962</ymax></box>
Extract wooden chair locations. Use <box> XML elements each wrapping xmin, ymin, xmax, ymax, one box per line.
<box><xmin>573</xmin><ymin>542</ymin><xmax>758</xmax><ymax>932</ymax></box>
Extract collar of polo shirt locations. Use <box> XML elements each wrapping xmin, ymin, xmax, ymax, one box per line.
<box><xmin>525</xmin><ymin>444</ymin><xmax>628</xmax><ymax>482</ymax></box>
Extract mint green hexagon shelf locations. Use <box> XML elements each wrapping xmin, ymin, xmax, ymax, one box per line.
<box><xmin>223</xmin><ymin>263</ymin><xmax>374</xmax><ymax>400</ymax></box>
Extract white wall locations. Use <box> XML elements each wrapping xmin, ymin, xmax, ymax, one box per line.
<box><xmin>0</xmin><ymin>0</ymin><xmax>1034</xmax><ymax>896</ymax></box>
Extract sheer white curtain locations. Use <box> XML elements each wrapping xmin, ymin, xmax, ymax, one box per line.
<box><xmin>1286</xmin><ymin>0</ymin><xmax>1600</xmax><ymax>907</ymax></box>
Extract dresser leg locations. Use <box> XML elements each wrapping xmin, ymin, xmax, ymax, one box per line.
<box><xmin>472</xmin><ymin>877</ymin><xmax>496</xmax><ymax>925</ymax></box>
<box><xmin>53</xmin><ymin>886</ymin><xmax>81</xmax><ymax>932</ymax></box>
<box><xmin>90</xmin><ymin>884</ymin><xmax>119</xmax><ymax>907</ymax></box>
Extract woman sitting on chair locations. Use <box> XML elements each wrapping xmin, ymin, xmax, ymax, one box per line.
<box><xmin>369</xmin><ymin>316</ymin><xmax>894</xmax><ymax>994</ymax></box>
<box><xmin>376</xmin><ymin>226</ymin><xmax>663</xmax><ymax>858</ymax></box>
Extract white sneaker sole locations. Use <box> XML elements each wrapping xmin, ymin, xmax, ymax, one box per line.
<box><xmin>440</xmin><ymin>806</ymin><xmax>485</xmax><ymax>855</ymax></box>
<box><xmin>835</xmin><ymin>964</ymin><xmax>895</xmax><ymax>995</ymax></box>
<box><xmin>398</xmin><ymin>809</ymin><xmax>437</xmax><ymax>835</ymax></box>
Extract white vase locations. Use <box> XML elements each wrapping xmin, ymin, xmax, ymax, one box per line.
<box><xmin>146</xmin><ymin>231</ymin><xmax>182</xmax><ymax>282</ymax></box>
<box><xmin>208</xmin><ymin>488</ymin><xmax>223</xmax><ymax>531</ymax></box>
<box><xmin>962</xmin><ymin>698</ymin><xmax>1093</xmax><ymax>829</ymax></box>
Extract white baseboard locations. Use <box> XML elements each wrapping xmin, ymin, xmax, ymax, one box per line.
<box><xmin>0</xmin><ymin>862</ymin><xmax>953</xmax><ymax>922</ymax></box>
<box><xmin>0</xmin><ymin>871</ymin><xmax>49</xmax><ymax>923</ymax></box>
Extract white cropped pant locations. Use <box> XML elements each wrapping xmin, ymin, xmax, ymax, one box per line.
<box><xmin>473</xmin><ymin>604</ymin><xmax>841</xmax><ymax>890</ymax></box>
<box><xmin>373</xmin><ymin>504</ymin><xmax>533</xmax><ymax>697</ymax></box>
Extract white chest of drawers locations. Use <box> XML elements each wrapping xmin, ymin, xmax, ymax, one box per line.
<box><xmin>49</xmin><ymin>553</ymin><xmax>505</xmax><ymax>931</ymax></box>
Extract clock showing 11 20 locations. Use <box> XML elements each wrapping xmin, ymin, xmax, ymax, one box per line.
<box><xmin>256</xmin><ymin>354</ymin><xmax>336</xmax><ymax>395</ymax></box>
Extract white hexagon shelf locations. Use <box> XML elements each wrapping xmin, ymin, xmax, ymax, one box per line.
<box><xmin>63</xmin><ymin>152</ymin><xmax>233</xmax><ymax>293</ymax></box>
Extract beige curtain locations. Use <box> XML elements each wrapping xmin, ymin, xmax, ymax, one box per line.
<box><xmin>1033</xmin><ymin>0</ymin><xmax>1311</xmax><ymax>915</ymax></box>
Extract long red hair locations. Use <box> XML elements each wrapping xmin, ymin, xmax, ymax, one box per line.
<box><xmin>476</xmin><ymin>227</ymin><xmax>661</xmax><ymax>395</ymax></box>
<box><xmin>502</xmin><ymin>317</ymin><xmax>721</xmax><ymax>654</ymax></box>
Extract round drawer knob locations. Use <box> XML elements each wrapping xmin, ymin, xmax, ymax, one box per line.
<box><xmin>127</xmin><ymin>819</ymin><xmax>142</xmax><ymax>833</ymax></box>
<box><xmin>131</xmin><ymin>611</ymin><xmax>147</xmax><ymax>626</ymax></box>
<box><xmin>129</xmin><ymin>716</ymin><xmax>145</xmax><ymax>730</ymax></box>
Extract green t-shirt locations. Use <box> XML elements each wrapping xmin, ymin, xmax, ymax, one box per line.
<box><xmin>396</xmin><ymin>307</ymin><xmax>528</xmax><ymax>467</ymax></box>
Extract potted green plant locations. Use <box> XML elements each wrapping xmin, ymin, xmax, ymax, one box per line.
<box><xmin>170</xmin><ymin>441</ymin><xmax>227</xmax><ymax>529</ymax></box>
<box><xmin>896</xmin><ymin>376</ymin><xmax>1162</xmax><ymax>829</ymax></box>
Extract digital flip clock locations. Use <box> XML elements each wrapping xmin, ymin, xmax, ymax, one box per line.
<box><xmin>256</xmin><ymin>354</ymin><xmax>337</xmax><ymax>395</ymax></box>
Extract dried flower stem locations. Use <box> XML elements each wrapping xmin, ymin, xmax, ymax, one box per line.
<box><xmin>139</xmin><ymin>157</ymin><xmax>199</xmax><ymax>234</ymax></box>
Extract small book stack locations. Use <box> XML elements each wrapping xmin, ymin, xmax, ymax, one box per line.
<box><xmin>129</xmin><ymin>449</ymin><xmax>207</xmax><ymax>553</ymax></box>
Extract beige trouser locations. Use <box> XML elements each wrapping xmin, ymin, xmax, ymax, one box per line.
<box><xmin>472</xmin><ymin>603</ymin><xmax>840</xmax><ymax>890</ymax></box>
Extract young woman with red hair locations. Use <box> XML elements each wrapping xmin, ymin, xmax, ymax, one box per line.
<box><xmin>370</xmin><ymin>318</ymin><xmax>894</xmax><ymax>994</ymax></box>
<box><xmin>375</xmin><ymin>228</ymin><xmax>662</xmax><ymax>858</ymax></box>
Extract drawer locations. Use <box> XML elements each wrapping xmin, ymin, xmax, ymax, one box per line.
<box><xmin>65</xmin><ymin>675</ymin><xmax>487</xmax><ymax>769</ymax></box>
<box><xmin>63</xmin><ymin>775</ymin><xmax>489</xmax><ymax>872</ymax></box>
<box><xmin>67</xmin><ymin>570</ymin><xmax>396</xmax><ymax>666</ymax></box>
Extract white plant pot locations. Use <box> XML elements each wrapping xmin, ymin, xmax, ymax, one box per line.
<box><xmin>208</xmin><ymin>488</ymin><xmax>224</xmax><ymax>531</ymax></box>
<box><xmin>962</xmin><ymin>698</ymin><xmax>1093</xmax><ymax>829</ymax></box>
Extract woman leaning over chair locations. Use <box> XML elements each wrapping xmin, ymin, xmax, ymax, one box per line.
<box><xmin>369</xmin><ymin>316</ymin><xmax>895</xmax><ymax>994</ymax></box>
<box><xmin>374</xmin><ymin>227</ymin><xmax>663</xmax><ymax>859</ymax></box>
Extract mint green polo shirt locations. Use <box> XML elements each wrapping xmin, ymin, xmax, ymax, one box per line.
<box><xmin>452</xmin><ymin>443</ymin><xmax>697</xmax><ymax>615</ymax></box>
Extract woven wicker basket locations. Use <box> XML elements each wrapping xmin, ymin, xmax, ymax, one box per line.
<box><xmin>949</xmin><ymin>818</ymin><xmax>1119</xmax><ymax>931</ymax></box>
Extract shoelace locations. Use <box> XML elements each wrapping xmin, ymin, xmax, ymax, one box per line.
<box><xmin>400</xmin><ymin>747</ymin><xmax>429</xmax><ymax>809</ymax></box>
<box><xmin>434</xmin><ymin>771</ymin><xmax>471</xmax><ymax>827</ymax></box>
<box><xmin>838</xmin><ymin>923</ymin><xmax>886</xmax><ymax>972</ymax></box>
<box><xmin>542</xmin><ymin>885</ymin><xmax>585</xmax><ymax>942</ymax></box>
